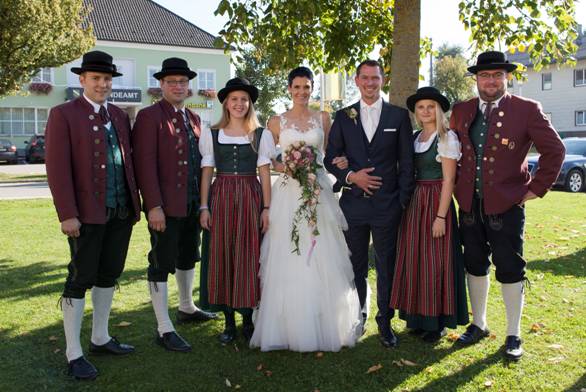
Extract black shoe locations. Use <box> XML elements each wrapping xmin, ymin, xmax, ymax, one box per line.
<box><xmin>176</xmin><ymin>309</ymin><xmax>218</xmax><ymax>324</ymax></box>
<box><xmin>408</xmin><ymin>328</ymin><xmax>426</xmax><ymax>336</ymax></box>
<box><xmin>457</xmin><ymin>324</ymin><xmax>490</xmax><ymax>345</ymax></box>
<box><xmin>89</xmin><ymin>337</ymin><xmax>135</xmax><ymax>355</ymax></box>
<box><xmin>422</xmin><ymin>328</ymin><xmax>447</xmax><ymax>343</ymax></box>
<box><xmin>377</xmin><ymin>325</ymin><xmax>398</xmax><ymax>348</ymax></box>
<box><xmin>156</xmin><ymin>331</ymin><xmax>192</xmax><ymax>352</ymax></box>
<box><xmin>242</xmin><ymin>323</ymin><xmax>254</xmax><ymax>341</ymax></box>
<box><xmin>360</xmin><ymin>313</ymin><xmax>368</xmax><ymax>336</ymax></box>
<box><xmin>218</xmin><ymin>328</ymin><xmax>237</xmax><ymax>344</ymax></box>
<box><xmin>67</xmin><ymin>356</ymin><xmax>98</xmax><ymax>380</ymax></box>
<box><xmin>504</xmin><ymin>335</ymin><xmax>523</xmax><ymax>361</ymax></box>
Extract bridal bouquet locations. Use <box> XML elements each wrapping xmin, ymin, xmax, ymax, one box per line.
<box><xmin>282</xmin><ymin>141</ymin><xmax>322</xmax><ymax>255</ymax></box>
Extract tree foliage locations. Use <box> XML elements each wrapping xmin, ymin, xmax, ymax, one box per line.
<box><xmin>0</xmin><ymin>0</ymin><xmax>95</xmax><ymax>97</ymax></box>
<box><xmin>234</xmin><ymin>48</ymin><xmax>289</xmax><ymax>125</ymax></box>
<box><xmin>433</xmin><ymin>55</ymin><xmax>476</xmax><ymax>105</ymax></box>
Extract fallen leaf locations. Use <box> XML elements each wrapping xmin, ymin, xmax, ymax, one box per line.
<box><xmin>114</xmin><ymin>321</ymin><xmax>131</xmax><ymax>327</ymax></box>
<box><xmin>366</xmin><ymin>363</ymin><xmax>383</xmax><ymax>373</ymax></box>
<box><xmin>256</xmin><ymin>364</ymin><xmax>263</xmax><ymax>371</ymax></box>
<box><xmin>535</xmin><ymin>273</ymin><xmax>544</xmax><ymax>280</ymax></box>
<box><xmin>264</xmin><ymin>370</ymin><xmax>273</xmax><ymax>377</ymax></box>
<box><xmin>547</xmin><ymin>356</ymin><xmax>565</xmax><ymax>363</ymax></box>
<box><xmin>530</xmin><ymin>322</ymin><xmax>545</xmax><ymax>333</ymax></box>
<box><xmin>539</xmin><ymin>295</ymin><xmax>547</xmax><ymax>301</ymax></box>
<box><xmin>234</xmin><ymin>385</ymin><xmax>241</xmax><ymax>390</ymax></box>
<box><xmin>392</xmin><ymin>360</ymin><xmax>404</xmax><ymax>367</ymax></box>
<box><xmin>447</xmin><ymin>332</ymin><xmax>460</xmax><ymax>342</ymax></box>
<box><xmin>233</xmin><ymin>343</ymin><xmax>239</xmax><ymax>352</ymax></box>
<box><xmin>580</xmin><ymin>388</ymin><xmax>586</xmax><ymax>392</ymax></box>
<box><xmin>489</xmin><ymin>333</ymin><xmax>497</xmax><ymax>340</ymax></box>
<box><xmin>425</xmin><ymin>367</ymin><xmax>433</xmax><ymax>373</ymax></box>
<box><xmin>53</xmin><ymin>348</ymin><xmax>61</xmax><ymax>354</ymax></box>
<box><xmin>225</xmin><ymin>378</ymin><xmax>232</xmax><ymax>388</ymax></box>
<box><xmin>48</xmin><ymin>335</ymin><xmax>58</xmax><ymax>342</ymax></box>
<box><xmin>313</xmin><ymin>389</ymin><xmax>320</xmax><ymax>392</ymax></box>
<box><xmin>484</xmin><ymin>380</ymin><xmax>493</xmax><ymax>388</ymax></box>
<box><xmin>547</xmin><ymin>344</ymin><xmax>564</xmax><ymax>350</ymax></box>
<box><xmin>315</xmin><ymin>351</ymin><xmax>324</xmax><ymax>358</ymax></box>
<box><xmin>401</xmin><ymin>359</ymin><xmax>417</xmax><ymax>367</ymax></box>
<box><xmin>562</xmin><ymin>298</ymin><xmax>569</xmax><ymax>304</ymax></box>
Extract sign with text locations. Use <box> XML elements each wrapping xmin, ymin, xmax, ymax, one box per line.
<box><xmin>66</xmin><ymin>88</ymin><xmax>142</xmax><ymax>103</ymax></box>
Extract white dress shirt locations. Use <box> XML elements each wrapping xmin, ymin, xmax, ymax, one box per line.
<box><xmin>83</xmin><ymin>94</ymin><xmax>111</xmax><ymax>129</ymax></box>
<box><xmin>478</xmin><ymin>94</ymin><xmax>504</xmax><ymax>117</ymax></box>
<box><xmin>360</xmin><ymin>96</ymin><xmax>383</xmax><ymax>142</ymax></box>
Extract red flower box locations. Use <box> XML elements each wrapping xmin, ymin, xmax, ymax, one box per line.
<box><xmin>29</xmin><ymin>82</ymin><xmax>52</xmax><ymax>94</ymax></box>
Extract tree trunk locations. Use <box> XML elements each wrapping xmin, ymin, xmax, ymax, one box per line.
<box><xmin>389</xmin><ymin>0</ymin><xmax>420</xmax><ymax>108</ymax></box>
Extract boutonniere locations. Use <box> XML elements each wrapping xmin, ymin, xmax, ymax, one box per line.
<box><xmin>345</xmin><ymin>107</ymin><xmax>358</xmax><ymax>125</ymax></box>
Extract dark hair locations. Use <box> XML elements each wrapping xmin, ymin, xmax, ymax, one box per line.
<box><xmin>287</xmin><ymin>66</ymin><xmax>314</xmax><ymax>87</ymax></box>
<box><xmin>356</xmin><ymin>60</ymin><xmax>384</xmax><ymax>77</ymax></box>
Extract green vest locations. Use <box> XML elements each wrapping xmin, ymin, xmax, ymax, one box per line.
<box><xmin>414</xmin><ymin>132</ymin><xmax>443</xmax><ymax>180</ymax></box>
<box><xmin>211</xmin><ymin>128</ymin><xmax>263</xmax><ymax>174</ymax></box>
<box><xmin>105</xmin><ymin>123</ymin><xmax>127</xmax><ymax>208</ymax></box>
<box><xmin>469</xmin><ymin>111</ymin><xmax>489</xmax><ymax>198</ymax></box>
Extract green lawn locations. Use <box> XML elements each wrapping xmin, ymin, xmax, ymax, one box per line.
<box><xmin>0</xmin><ymin>194</ymin><xmax>584</xmax><ymax>392</ymax></box>
<box><xmin>0</xmin><ymin>173</ymin><xmax>47</xmax><ymax>183</ymax></box>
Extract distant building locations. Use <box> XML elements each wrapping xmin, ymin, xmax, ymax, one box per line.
<box><xmin>0</xmin><ymin>0</ymin><xmax>231</xmax><ymax>149</ymax></box>
<box><xmin>508</xmin><ymin>24</ymin><xmax>586</xmax><ymax>138</ymax></box>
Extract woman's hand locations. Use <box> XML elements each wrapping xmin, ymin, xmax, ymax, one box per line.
<box><xmin>271</xmin><ymin>158</ymin><xmax>286</xmax><ymax>173</ymax></box>
<box><xmin>260</xmin><ymin>209</ymin><xmax>270</xmax><ymax>233</ymax></box>
<box><xmin>332</xmin><ymin>156</ymin><xmax>348</xmax><ymax>170</ymax></box>
<box><xmin>200</xmin><ymin>209</ymin><xmax>211</xmax><ymax>230</ymax></box>
<box><xmin>432</xmin><ymin>218</ymin><xmax>446</xmax><ymax>238</ymax></box>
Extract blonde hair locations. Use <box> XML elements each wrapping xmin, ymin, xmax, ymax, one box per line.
<box><xmin>211</xmin><ymin>91</ymin><xmax>261</xmax><ymax>138</ymax></box>
<box><xmin>413</xmin><ymin>101</ymin><xmax>449</xmax><ymax>141</ymax></box>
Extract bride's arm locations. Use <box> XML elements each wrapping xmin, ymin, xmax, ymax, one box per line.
<box><xmin>267</xmin><ymin>115</ymin><xmax>285</xmax><ymax>173</ymax></box>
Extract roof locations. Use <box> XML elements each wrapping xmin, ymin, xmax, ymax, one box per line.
<box><xmin>507</xmin><ymin>28</ymin><xmax>586</xmax><ymax>67</ymax></box>
<box><xmin>84</xmin><ymin>0</ymin><xmax>218</xmax><ymax>49</ymax></box>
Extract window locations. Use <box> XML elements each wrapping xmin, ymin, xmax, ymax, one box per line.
<box><xmin>197</xmin><ymin>70</ymin><xmax>216</xmax><ymax>90</ymax></box>
<box><xmin>32</xmin><ymin>68</ymin><xmax>53</xmax><ymax>84</ymax></box>
<box><xmin>147</xmin><ymin>66</ymin><xmax>159</xmax><ymax>88</ymax></box>
<box><xmin>112</xmin><ymin>59</ymin><xmax>135</xmax><ymax>88</ymax></box>
<box><xmin>542</xmin><ymin>73</ymin><xmax>552</xmax><ymax>90</ymax></box>
<box><xmin>576</xmin><ymin>111</ymin><xmax>586</xmax><ymax>126</ymax></box>
<box><xmin>0</xmin><ymin>108</ymin><xmax>49</xmax><ymax>136</ymax></box>
<box><xmin>575</xmin><ymin>69</ymin><xmax>586</xmax><ymax>87</ymax></box>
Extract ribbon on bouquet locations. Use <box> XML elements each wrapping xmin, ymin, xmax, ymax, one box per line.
<box><xmin>306</xmin><ymin>235</ymin><xmax>317</xmax><ymax>265</ymax></box>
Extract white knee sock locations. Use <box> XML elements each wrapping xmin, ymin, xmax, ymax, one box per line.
<box><xmin>149</xmin><ymin>281</ymin><xmax>175</xmax><ymax>336</ymax></box>
<box><xmin>467</xmin><ymin>274</ymin><xmax>490</xmax><ymax>330</ymax></box>
<box><xmin>91</xmin><ymin>286</ymin><xmax>114</xmax><ymax>346</ymax></box>
<box><xmin>63</xmin><ymin>297</ymin><xmax>85</xmax><ymax>362</ymax></box>
<box><xmin>501</xmin><ymin>281</ymin><xmax>524</xmax><ymax>337</ymax></box>
<box><xmin>175</xmin><ymin>268</ymin><xmax>198</xmax><ymax>314</ymax></box>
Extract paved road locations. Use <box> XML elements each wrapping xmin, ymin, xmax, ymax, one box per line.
<box><xmin>0</xmin><ymin>163</ymin><xmax>46</xmax><ymax>175</ymax></box>
<box><xmin>0</xmin><ymin>181</ymin><xmax>51</xmax><ymax>199</ymax></box>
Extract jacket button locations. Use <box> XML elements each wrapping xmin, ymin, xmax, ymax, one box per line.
<box><xmin>178</xmin><ymin>161</ymin><xmax>183</xmax><ymax>165</ymax></box>
<box><xmin>101</xmin><ymin>164</ymin><xmax>106</xmax><ymax>169</ymax></box>
<box><xmin>94</xmin><ymin>152</ymin><xmax>100</xmax><ymax>157</ymax></box>
<box><xmin>176</xmin><ymin>128</ymin><xmax>181</xmax><ymax>133</ymax></box>
<box><xmin>177</xmin><ymin>184</ymin><xmax>182</xmax><ymax>188</ymax></box>
<box><xmin>496</xmin><ymin>122</ymin><xmax>502</xmax><ymax>127</ymax></box>
<box><xmin>94</xmin><ymin>139</ymin><xmax>100</xmax><ymax>144</ymax></box>
<box><xmin>489</xmin><ymin>169</ymin><xmax>494</xmax><ymax>175</ymax></box>
<box><xmin>183</xmin><ymin>161</ymin><xmax>187</xmax><ymax>165</ymax></box>
<box><xmin>94</xmin><ymin>191</ymin><xmax>100</xmax><ymax>196</ymax></box>
<box><xmin>489</xmin><ymin>157</ymin><xmax>495</xmax><ymax>163</ymax></box>
<box><xmin>89</xmin><ymin>114</ymin><xmax>95</xmax><ymax>120</ymax></box>
<box><xmin>172</xmin><ymin>118</ymin><xmax>177</xmax><ymax>123</ymax></box>
<box><xmin>93</xmin><ymin>125</ymin><xmax>99</xmax><ymax>131</ymax></box>
<box><xmin>178</xmin><ymin>149</ymin><xmax>183</xmax><ymax>154</ymax></box>
<box><xmin>491</xmin><ymin>146</ymin><xmax>497</xmax><ymax>151</ymax></box>
<box><xmin>494</xmin><ymin>133</ymin><xmax>500</xmax><ymax>139</ymax></box>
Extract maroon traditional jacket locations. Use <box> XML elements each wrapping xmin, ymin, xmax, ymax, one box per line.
<box><xmin>450</xmin><ymin>93</ymin><xmax>565</xmax><ymax>215</ymax></box>
<box><xmin>131</xmin><ymin>99</ymin><xmax>201</xmax><ymax>217</ymax></box>
<box><xmin>45</xmin><ymin>97</ymin><xmax>140</xmax><ymax>224</ymax></box>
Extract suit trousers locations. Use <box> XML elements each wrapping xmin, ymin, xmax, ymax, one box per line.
<box><xmin>459</xmin><ymin>197</ymin><xmax>526</xmax><ymax>283</ymax></box>
<box><xmin>344</xmin><ymin>223</ymin><xmax>398</xmax><ymax>324</ymax></box>
<box><xmin>63</xmin><ymin>208</ymin><xmax>134</xmax><ymax>299</ymax></box>
<box><xmin>147</xmin><ymin>203</ymin><xmax>201</xmax><ymax>282</ymax></box>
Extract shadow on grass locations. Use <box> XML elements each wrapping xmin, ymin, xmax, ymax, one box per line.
<box><xmin>527</xmin><ymin>248</ymin><xmax>586</xmax><ymax>278</ymax></box>
<box><xmin>564</xmin><ymin>373</ymin><xmax>586</xmax><ymax>391</ymax></box>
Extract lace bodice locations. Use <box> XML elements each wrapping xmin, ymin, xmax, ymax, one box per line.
<box><xmin>278</xmin><ymin>111</ymin><xmax>325</xmax><ymax>165</ymax></box>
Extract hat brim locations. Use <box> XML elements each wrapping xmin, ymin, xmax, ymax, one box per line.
<box><xmin>406</xmin><ymin>92</ymin><xmax>450</xmax><ymax>112</ymax></box>
<box><xmin>218</xmin><ymin>85</ymin><xmax>259</xmax><ymax>104</ymax></box>
<box><xmin>71</xmin><ymin>66</ymin><xmax>122</xmax><ymax>77</ymax></box>
<box><xmin>153</xmin><ymin>69</ymin><xmax>197</xmax><ymax>80</ymax></box>
<box><xmin>467</xmin><ymin>63</ymin><xmax>517</xmax><ymax>74</ymax></box>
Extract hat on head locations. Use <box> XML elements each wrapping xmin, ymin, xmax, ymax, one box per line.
<box><xmin>217</xmin><ymin>77</ymin><xmax>259</xmax><ymax>103</ymax></box>
<box><xmin>71</xmin><ymin>51</ymin><xmax>122</xmax><ymax>77</ymax></box>
<box><xmin>153</xmin><ymin>57</ymin><xmax>197</xmax><ymax>80</ymax></box>
<box><xmin>406</xmin><ymin>86</ymin><xmax>451</xmax><ymax>113</ymax></box>
<box><xmin>467</xmin><ymin>50</ymin><xmax>517</xmax><ymax>74</ymax></box>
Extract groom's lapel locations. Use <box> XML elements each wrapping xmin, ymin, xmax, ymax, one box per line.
<box><xmin>369</xmin><ymin>100</ymin><xmax>391</xmax><ymax>145</ymax></box>
<box><xmin>350</xmin><ymin>101</ymin><xmax>369</xmax><ymax>146</ymax></box>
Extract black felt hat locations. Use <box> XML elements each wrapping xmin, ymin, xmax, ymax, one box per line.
<box><xmin>70</xmin><ymin>51</ymin><xmax>122</xmax><ymax>77</ymax></box>
<box><xmin>217</xmin><ymin>77</ymin><xmax>259</xmax><ymax>103</ymax></box>
<box><xmin>153</xmin><ymin>57</ymin><xmax>197</xmax><ymax>80</ymax></box>
<box><xmin>406</xmin><ymin>86</ymin><xmax>451</xmax><ymax>112</ymax></box>
<box><xmin>467</xmin><ymin>50</ymin><xmax>517</xmax><ymax>74</ymax></box>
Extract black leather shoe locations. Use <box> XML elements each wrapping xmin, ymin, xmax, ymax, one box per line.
<box><xmin>457</xmin><ymin>324</ymin><xmax>490</xmax><ymax>345</ymax></box>
<box><xmin>156</xmin><ymin>331</ymin><xmax>192</xmax><ymax>352</ymax></box>
<box><xmin>504</xmin><ymin>335</ymin><xmax>523</xmax><ymax>361</ymax></box>
<box><xmin>377</xmin><ymin>325</ymin><xmax>398</xmax><ymax>348</ymax></box>
<box><xmin>218</xmin><ymin>328</ymin><xmax>237</xmax><ymax>344</ymax></box>
<box><xmin>89</xmin><ymin>337</ymin><xmax>135</xmax><ymax>355</ymax></box>
<box><xmin>408</xmin><ymin>328</ymin><xmax>426</xmax><ymax>336</ymax></box>
<box><xmin>422</xmin><ymin>328</ymin><xmax>446</xmax><ymax>343</ymax></box>
<box><xmin>242</xmin><ymin>324</ymin><xmax>254</xmax><ymax>341</ymax></box>
<box><xmin>176</xmin><ymin>309</ymin><xmax>218</xmax><ymax>324</ymax></box>
<box><xmin>68</xmin><ymin>356</ymin><xmax>98</xmax><ymax>380</ymax></box>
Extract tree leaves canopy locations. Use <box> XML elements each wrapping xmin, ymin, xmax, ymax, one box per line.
<box><xmin>0</xmin><ymin>0</ymin><xmax>95</xmax><ymax>97</ymax></box>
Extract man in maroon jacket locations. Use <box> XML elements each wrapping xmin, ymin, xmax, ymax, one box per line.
<box><xmin>46</xmin><ymin>51</ymin><xmax>141</xmax><ymax>380</ymax></box>
<box><xmin>132</xmin><ymin>58</ymin><xmax>216</xmax><ymax>353</ymax></box>
<box><xmin>450</xmin><ymin>51</ymin><xmax>565</xmax><ymax>360</ymax></box>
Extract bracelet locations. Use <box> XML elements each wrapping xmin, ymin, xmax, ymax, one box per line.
<box><xmin>262</xmin><ymin>206</ymin><xmax>270</xmax><ymax>210</ymax></box>
<box><xmin>436</xmin><ymin>215</ymin><xmax>446</xmax><ymax>220</ymax></box>
<box><xmin>199</xmin><ymin>205</ymin><xmax>209</xmax><ymax>211</ymax></box>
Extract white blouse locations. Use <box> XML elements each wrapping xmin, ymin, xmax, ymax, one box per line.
<box><xmin>414</xmin><ymin>130</ymin><xmax>461</xmax><ymax>162</ymax></box>
<box><xmin>199</xmin><ymin>127</ymin><xmax>276</xmax><ymax>168</ymax></box>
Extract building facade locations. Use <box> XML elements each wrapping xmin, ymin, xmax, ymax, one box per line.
<box><xmin>508</xmin><ymin>24</ymin><xmax>586</xmax><ymax>138</ymax></box>
<box><xmin>0</xmin><ymin>0</ymin><xmax>231</xmax><ymax>150</ymax></box>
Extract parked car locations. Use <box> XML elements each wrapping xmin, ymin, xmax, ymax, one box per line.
<box><xmin>527</xmin><ymin>137</ymin><xmax>586</xmax><ymax>193</ymax></box>
<box><xmin>24</xmin><ymin>135</ymin><xmax>45</xmax><ymax>163</ymax></box>
<box><xmin>0</xmin><ymin>139</ymin><xmax>18</xmax><ymax>164</ymax></box>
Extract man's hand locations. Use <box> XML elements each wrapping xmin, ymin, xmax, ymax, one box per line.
<box><xmin>519</xmin><ymin>190</ymin><xmax>538</xmax><ymax>205</ymax></box>
<box><xmin>61</xmin><ymin>217</ymin><xmax>81</xmax><ymax>237</ymax></box>
<box><xmin>347</xmin><ymin>168</ymin><xmax>382</xmax><ymax>195</ymax></box>
<box><xmin>148</xmin><ymin>206</ymin><xmax>166</xmax><ymax>232</ymax></box>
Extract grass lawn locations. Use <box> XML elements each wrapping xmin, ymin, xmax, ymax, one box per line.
<box><xmin>0</xmin><ymin>193</ymin><xmax>584</xmax><ymax>392</ymax></box>
<box><xmin>0</xmin><ymin>173</ymin><xmax>47</xmax><ymax>183</ymax></box>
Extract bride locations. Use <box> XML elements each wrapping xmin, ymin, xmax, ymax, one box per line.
<box><xmin>250</xmin><ymin>67</ymin><xmax>361</xmax><ymax>352</ymax></box>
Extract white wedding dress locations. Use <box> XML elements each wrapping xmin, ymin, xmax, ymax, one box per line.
<box><xmin>250</xmin><ymin>112</ymin><xmax>362</xmax><ymax>352</ymax></box>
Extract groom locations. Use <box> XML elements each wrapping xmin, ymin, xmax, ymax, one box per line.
<box><xmin>325</xmin><ymin>60</ymin><xmax>415</xmax><ymax>348</ymax></box>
